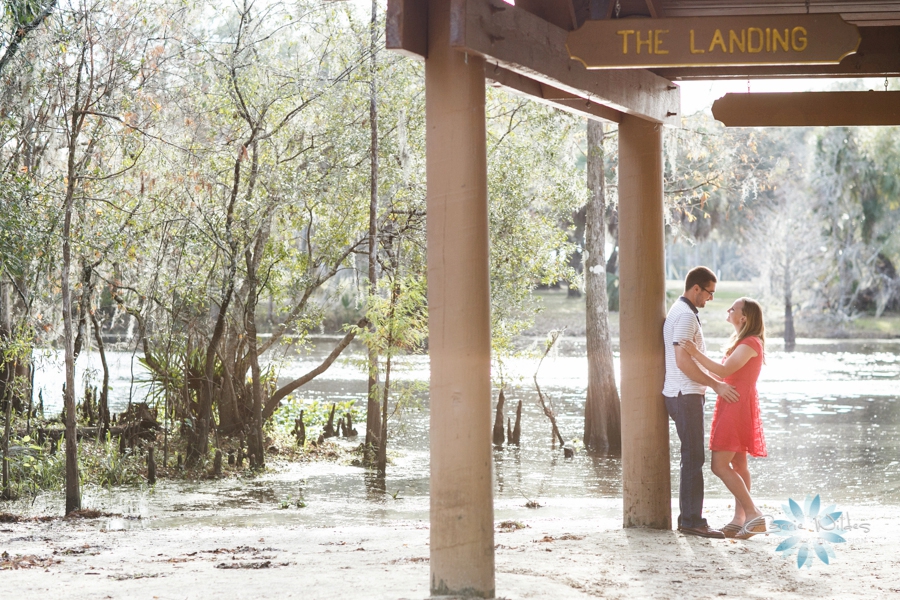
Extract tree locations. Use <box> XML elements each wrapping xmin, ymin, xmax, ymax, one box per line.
<box><xmin>811</xmin><ymin>125</ymin><xmax>900</xmax><ymax>319</ymax></box>
<box><xmin>0</xmin><ymin>0</ymin><xmax>56</xmax><ymax>75</ymax></box>
<box><xmin>583</xmin><ymin>120</ymin><xmax>620</xmax><ymax>454</ymax></box>
<box><xmin>364</xmin><ymin>0</ymin><xmax>381</xmax><ymax>453</ymax></box>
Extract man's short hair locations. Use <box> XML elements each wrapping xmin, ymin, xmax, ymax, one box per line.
<box><xmin>684</xmin><ymin>266</ymin><xmax>717</xmax><ymax>293</ymax></box>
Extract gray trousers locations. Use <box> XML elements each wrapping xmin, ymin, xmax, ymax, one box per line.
<box><xmin>665</xmin><ymin>393</ymin><xmax>708</xmax><ymax>529</ymax></box>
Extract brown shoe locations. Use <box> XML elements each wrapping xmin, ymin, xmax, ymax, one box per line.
<box><xmin>677</xmin><ymin>524</ymin><xmax>726</xmax><ymax>539</ymax></box>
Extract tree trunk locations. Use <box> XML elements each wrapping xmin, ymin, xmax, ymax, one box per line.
<box><xmin>245</xmin><ymin>242</ymin><xmax>266</xmax><ymax>469</ymax></box>
<box><xmin>783</xmin><ymin>255</ymin><xmax>796</xmax><ymax>352</ymax></box>
<box><xmin>567</xmin><ymin>206</ymin><xmax>587</xmax><ymax>297</ymax></box>
<box><xmin>365</xmin><ymin>0</ymin><xmax>382</xmax><ymax>451</ymax></box>
<box><xmin>377</xmin><ymin>353</ymin><xmax>390</xmax><ymax>475</ymax></box>
<box><xmin>377</xmin><ymin>271</ymin><xmax>401</xmax><ymax>475</ymax></box>
<box><xmin>1</xmin><ymin>389</ymin><xmax>11</xmax><ymax>499</ymax></box>
<box><xmin>583</xmin><ymin>120</ymin><xmax>622</xmax><ymax>456</ymax></box>
<box><xmin>61</xmin><ymin>53</ymin><xmax>86</xmax><ymax>513</ymax></box>
<box><xmin>0</xmin><ymin>281</ymin><xmax>10</xmax><ymax>414</ymax></box>
<box><xmin>90</xmin><ymin>312</ymin><xmax>111</xmax><ymax>436</ymax></box>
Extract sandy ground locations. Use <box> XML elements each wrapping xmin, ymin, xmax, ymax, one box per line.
<box><xmin>2</xmin><ymin>498</ymin><xmax>899</xmax><ymax>599</ymax></box>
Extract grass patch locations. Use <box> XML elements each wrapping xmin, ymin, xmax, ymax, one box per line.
<box><xmin>530</xmin><ymin>282</ymin><xmax>900</xmax><ymax>340</ymax></box>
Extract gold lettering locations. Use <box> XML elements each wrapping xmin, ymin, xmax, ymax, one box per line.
<box><xmin>654</xmin><ymin>29</ymin><xmax>669</xmax><ymax>54</ymax></box>
<box><xmin>772</xmin><ymin>28</ymin><xmax>789</xmax><ymax>52</ymax></box>
<box><xmin>709</xmin><ymin>29</ymin><xmax>727</xmax><ymax>53</ymax></box>
<box><xmin>792</xmin><ymin>26</ymin><xmax>808</xmax><ymax>51</ymax></box>
<box><xmin>748</xmin><ymin>27</ymin><xmax>763</xmax><ymax>53</ymax></box>
<box><xmin>617</xmin><ymin>30</ymin><xmax>635</xmax><ymax>54</ymax></box>
<box><xmin>636</xmin><ymin>30</ymin><xmax>652</xmax><ymax>54</ymax></box>
<box><xmin>766</xmin><ymin>27</ymin><xmax>771</xmax><ymax>52</ymax></box>
<box><xmin>729</xmin><ymin>29</ymin><xmax>745</xmax><ymax>53</ymax></box>
<box><xmin>689</xmin><ymin>29</ymin><xmax>705</xmax><ymax>54</ymax></box>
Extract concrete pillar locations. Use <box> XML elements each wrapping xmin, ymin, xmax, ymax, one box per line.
<box><xmin>618</xmin><ymin>114</ymin><xmax>671</xmax><ymax>529</ymax></box>
<box><xmin>425</xmin><ymin>0</ymin><xmax>494</xmax><ymax>597</ymax></box>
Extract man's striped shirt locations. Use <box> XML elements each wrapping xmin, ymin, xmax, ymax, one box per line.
<box><xmin>663</xmin><ymin>296</ymin><xmax>708</xmax><ymax>397</ymax></box>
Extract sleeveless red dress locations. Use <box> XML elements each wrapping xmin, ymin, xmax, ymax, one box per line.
<box><xmin>709</xmin><ymin>336</ymin><xmax>767</xmax><ymax>457</ymax></box>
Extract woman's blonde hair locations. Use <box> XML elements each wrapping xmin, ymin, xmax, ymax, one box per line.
<box><xmin>725</xmin><ymin>297</ymin><xmax>766</xmax><ymax>357</ymax></box>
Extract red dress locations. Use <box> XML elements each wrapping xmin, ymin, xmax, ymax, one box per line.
<box><xmin>709</xmin><ymin>336</ymin><xmax>767</xmax><ymax>456</ymax></box>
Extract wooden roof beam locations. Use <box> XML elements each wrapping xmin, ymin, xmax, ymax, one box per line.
<box><xmin>644</xmin><ymin>0</ymin><xmax>665</xmax><ymax>18</ymax></box>
<box><xmin>450</xmin><ymin>0</ymin><xmax>680</xmax><ymax>124</ymax></box>
<box><xmin>387</xmin><ymin>0</ymin><xmax>428</xmax><ymax>59</ymax></box>
<box><xmin>712</xmin><ymin>91</ymin><xmax>900</xmax><ymax>126</ymax></box>
<box><xmin>515</xmin><ymin>0</ymin><xmax>579</xmax><ymax>30</ymax></box>
<box><xmin>486</xmin><ymin>64</ymin><xmax>624</xmax><ymax>122</ymax></box>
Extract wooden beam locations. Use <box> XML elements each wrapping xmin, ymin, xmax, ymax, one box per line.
<box><xmin>387</xmin><ymin>0</ymin><xmax>428</xmax><ymax>59</ymax></box>
<box><xmin>485</xmin><ymin>64</ymin><xmax>623</xmax><ymax>122</ymax></box>
<box><xmin>652</xmin><ymin>26</ymin><xmax>900</xmax><ymax>79</ymax></box>
<box><xmin>712</xmin><ymin>91</ymin><xmax>900</xmax><ymax>126</ymax></box>
<box><xmin>450</xmin><ymin>0</ymin><xmax>680</xmax><ymax>124</ymax></box>
<box><xmin>660</xmin><ymin>4</ymin><xmax>900</xmax><ymax>27</ymax></box>
<box><xmin>644</xmin><ymin>0</ymin><xmax>664</xmax><ymax>18</ymax></box>
<box><xmin>425</xmin><ymin>0</ymin><xmax>495</xmax><ymax>596</ymax></box>
<box><xmin>618</xmin><ymin>114</ymin><xmax>670</xmax><ymax>529</ymax></box>
<box><xmin>515</xmin><ymin>0</ymin><xmax>578</xmax><ymax>30</ymax></box>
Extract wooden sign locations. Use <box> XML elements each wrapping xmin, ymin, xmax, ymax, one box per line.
<box><xmin>567</xmin><ymin>15</ymin><xmax>860</xmax><ymax>69</ymax></box>
<box><xmin>712</xmin><ymin>91</ymin><xmax>900</xmax><ymax>127</ymax></box>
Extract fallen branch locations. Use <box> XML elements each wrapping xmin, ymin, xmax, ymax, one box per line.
<box><xmin>534</xmin><ymin>330</ymin><xmax>566</xmax><ymax>449</ymax></box>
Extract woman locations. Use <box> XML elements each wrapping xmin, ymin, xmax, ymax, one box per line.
<box><xmin>681</xmin><ymin>297</ymin><xmax>767</xmax><ymax>540</ymax></box>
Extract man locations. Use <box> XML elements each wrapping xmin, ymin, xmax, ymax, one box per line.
<box><xmin>663</xmin><ymin>266</ymin><xmax>739</xmax><ymax>538</ymax></box>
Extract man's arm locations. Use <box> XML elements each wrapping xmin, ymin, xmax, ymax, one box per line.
<box><xmin>674</xmin><ymin>345</ymin><xmax>740</xmax><ymax>403</ymax></box>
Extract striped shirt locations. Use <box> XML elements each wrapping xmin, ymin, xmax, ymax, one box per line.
<box><xmin>663</xmin><ymin>296</ymin><xmax>708</xmax><ymax>396</ymax></box>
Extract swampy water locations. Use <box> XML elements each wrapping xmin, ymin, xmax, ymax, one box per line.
<box><xmin>17</xmin><ymin>335</ymin><xmax>900</xmax><ymax>527</ymax></box>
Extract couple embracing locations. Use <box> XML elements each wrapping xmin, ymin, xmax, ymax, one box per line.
<box><xmin>664</xmin><ymin>266</ymin><xmax>767</xmax><ymax>540</ymax></box>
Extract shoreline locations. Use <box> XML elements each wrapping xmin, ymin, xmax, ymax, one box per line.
<box><xmin>3</xmin><ymin>497</ymin><xmax>899</xmax><ymax>599</ymax></box>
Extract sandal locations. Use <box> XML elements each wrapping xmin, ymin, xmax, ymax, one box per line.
<box><xmin>721</xmin><ymin>523</ymin><xmax>742</xmax><ymax>539</ymax></box>
<box><xmin>735</xmin><ymin>516</ymin><xmax>767</xmax><ymax>540</ymax></box>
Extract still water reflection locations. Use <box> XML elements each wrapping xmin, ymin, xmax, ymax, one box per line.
<box><xmin>22</xmin><ymin>336</ymin><xmax>900</xmax><ymax>525</ymax></box>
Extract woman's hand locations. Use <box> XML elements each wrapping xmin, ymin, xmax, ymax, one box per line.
<box><xmin>679</xmin><ymin>339</ymin><xmax>699</xmax><ymax>357</ymax></box>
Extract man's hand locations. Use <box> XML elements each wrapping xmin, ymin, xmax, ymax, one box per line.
<box><xmin>714</xmin><ymin>381</ymin><xmax>739</xmax><ymax>403</ymax></box>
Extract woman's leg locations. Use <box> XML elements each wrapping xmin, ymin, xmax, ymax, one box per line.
<box><xmin>727</xmin><ymin>452</ymin><xmax>751</xmax><ymax>526</ymax></box>
<box><xmin>711</xmin><ymin>451</ymin><xmax>762</xmax><ymax>525</ymax></box>
<box><xmin>731</xmin><ymin>451</ymin><xmax>751</xmax><ymax>491</ymax></box>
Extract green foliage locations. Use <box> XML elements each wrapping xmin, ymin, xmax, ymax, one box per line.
<box><xmin>485</xmin><ymin>91</ymin><xmax>586</xmax><ymax>362</ymax></box>
<box><xmin>664</xmin><ymin>113</ymin><xmax>771</xmax><ymax>242</ymax></box>
<box><xmin>269</xmin><ymin>396</ymin><xmax>361</xmax><ymax>436</ymax></box>
<box><xmin>355</xmin><ymin>277</ymin><xmax>427</xmax><ymax>359</ymax></box>
<box><xmin>81</xmin><ymin>433</ymin><xmax>143</xmax><ymax>488</ymax></box>
<box><xmin>4</xmin><ymin>434</ymin><xmax>65</xmax><ymax>499</ymax></box>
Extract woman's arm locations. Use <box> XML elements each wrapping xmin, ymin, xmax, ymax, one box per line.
<box><xmin>678</xmin><ymin>339</ymin><xmax>758</xmax><ymax>379</ymax></box>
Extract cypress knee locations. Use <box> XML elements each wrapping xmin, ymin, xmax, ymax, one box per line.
<box><xmin>492</xmin><ymin>389</ymin><xmax>505</xmax><ymax>446</ymax></box>
<box><xmin>511</xmin><ymin>400</ymin><xmax>522</xmax><ymax>445</ymax></box>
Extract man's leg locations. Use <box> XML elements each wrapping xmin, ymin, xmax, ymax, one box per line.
<box><xmin>666</xmin><ymin>393</ymin><xmax>707</xmax><ymax>529</ymax></box>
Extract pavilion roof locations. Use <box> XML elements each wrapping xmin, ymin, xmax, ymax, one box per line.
<box><xmin>516</xmin><ymin>0</ymin><xmax>900</xmax><ymax>79</ymax></box>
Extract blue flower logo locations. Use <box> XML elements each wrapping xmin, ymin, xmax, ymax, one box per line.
<box><xmin>772</xmin><ymin>494</ymin><xmax>846</xmax><ymax>568</ymax></box>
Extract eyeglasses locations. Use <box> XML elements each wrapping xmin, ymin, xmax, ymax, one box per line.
<box><xmin>700</xmin><ymin>285</ymin><xmax>715</xmax><ymax>298</ymax></box>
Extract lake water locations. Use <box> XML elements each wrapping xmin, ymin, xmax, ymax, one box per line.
<box><xmin>19</xmin><ymin>335</ymin><xmax>900</xmax><ymax>525</ymax></box>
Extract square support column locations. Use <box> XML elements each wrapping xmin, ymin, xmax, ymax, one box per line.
<box><xmin>425</xmin><ymin>0</ymin><xmax>495</xmax><ymax>596</ymax></box>
<box><xmin>618</xmin><ymin>114</ymin><xmax>671</xmax><ymax>529</ymax></box>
